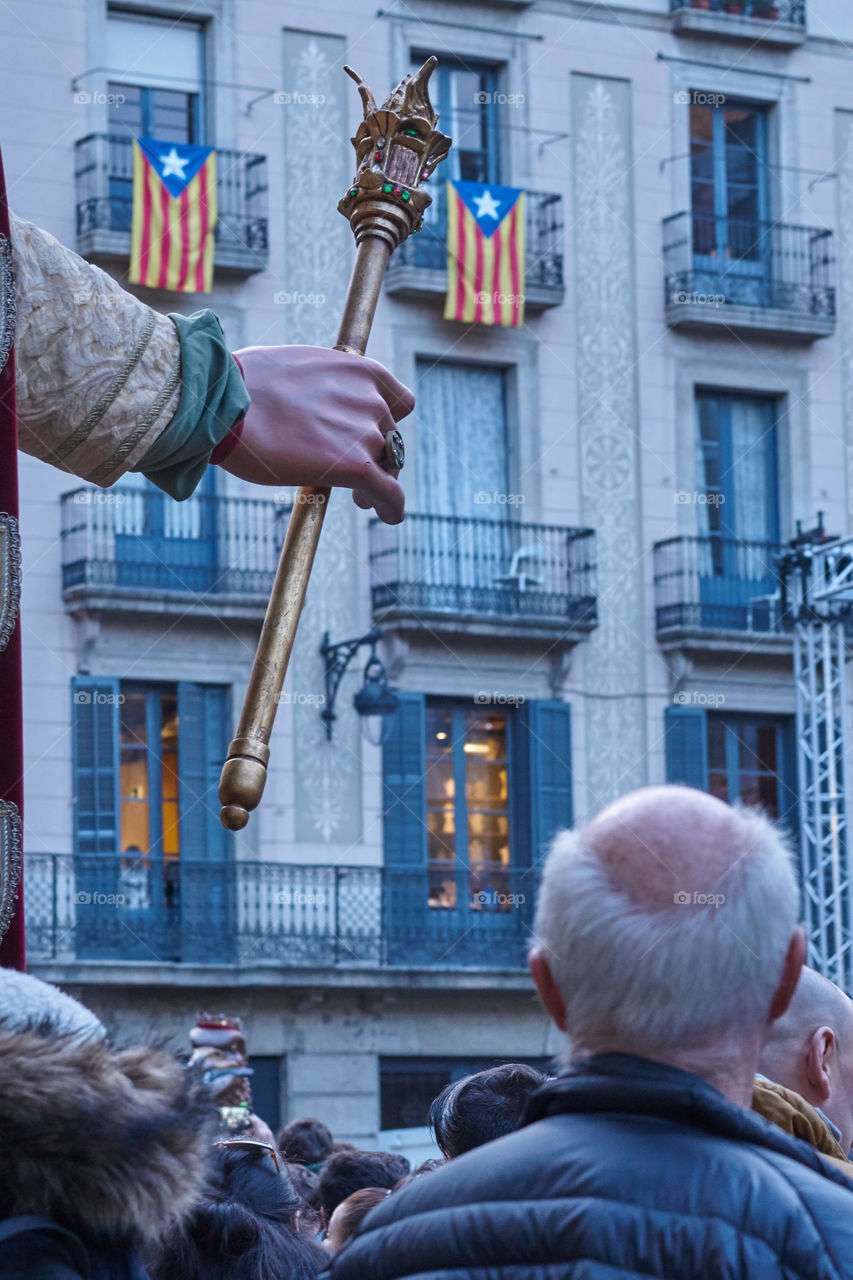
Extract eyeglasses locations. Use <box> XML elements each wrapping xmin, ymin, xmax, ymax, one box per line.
<box><xmin>216</xmin><ymin>1139</ymin><xmax>281</xmax><ymax>1172</ymax></box>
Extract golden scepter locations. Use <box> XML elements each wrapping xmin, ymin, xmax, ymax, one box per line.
<box><xmin>218</xmin><ymin>58</ymin><xmax>451</xmax><ymax>831</ymax></box>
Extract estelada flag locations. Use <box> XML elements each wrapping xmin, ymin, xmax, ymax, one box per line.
<box><xmin>444</xmin><ymin>180</ymin><xmax>525</xmax><ymax>327</ymax></box>
<box><xmin>129</xmin><ymin>138</ymin><xmax>217</xmax><ymax>293</ymax></box>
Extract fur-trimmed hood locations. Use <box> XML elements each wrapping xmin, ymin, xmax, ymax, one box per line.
<box><xmin>0</xmin><ymin>1026</ymin><xmax>213</xmax><ymax>1248</ymax></box>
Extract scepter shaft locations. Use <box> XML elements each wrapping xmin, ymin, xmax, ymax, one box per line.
<box><xmin>218</xmin><ymin>57</ymin><xmax>450</xmax><ymax>831</ymax></box>
<box><xmin>218</xmin><ymin>239</ymin><xmax>391</xmax><ymax>831</ymax></box>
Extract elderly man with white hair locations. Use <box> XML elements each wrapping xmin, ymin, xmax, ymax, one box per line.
<box><xmin>326</xmin><ymin>785</ymin><xmax>853</xmax><ymax>1280</ymax></box>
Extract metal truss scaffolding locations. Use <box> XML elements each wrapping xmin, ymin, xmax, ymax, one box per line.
<box><xmin>781</xmin><ymin>527</ymin><xmax>853</xmax><ymax>988</ymax></box>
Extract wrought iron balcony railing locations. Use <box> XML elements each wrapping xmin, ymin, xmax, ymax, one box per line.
<box><xmin>25</xmin><ymin>853</ymin><xmax>534</xmax><ymax>971</ymax></box>
<box><xmin>61</xmin><ymin>484</ymin><xmax>287</xmax><ymax>608</ymax></box>
<box><xmin>73</xmin><ymin>133</ymin><xmax>269</xmax><ymax>274</ymax></box>
<box><xmin>369</xmin><ymin>512</ymin><xmax>596</xmax><ymax>634</ymax></box>
<box><xmin>654</xmin><ymin>535</ymin><xmax>787</xmax><ymax>636</ymax></box>
<box><xmin>663</xmin><ymin>213</ymin><xmax>835</xmax><ymax>337</ymax></box>
<box><xmin>671</xmin><ymin>0</ymin><xmax>805</xmax><ymax>23</ymax></box>
<box><xmin>386</xmin><ymin>184</ymin><xmax>564</xmax><ymax>307</ymax></box>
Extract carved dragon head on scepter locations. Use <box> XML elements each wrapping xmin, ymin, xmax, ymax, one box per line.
<box><xmin>338</xmin><ymin>57</ymin><xmax>452</xmax><ymax>251</ymax></box>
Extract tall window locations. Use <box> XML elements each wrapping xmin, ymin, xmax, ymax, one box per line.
<box><xmin>695</xmin><ymin>391</ymin><xmax>779</xmax><ymax>628</ymax></box>
<box><xmin>416</xmin><ymin>58</ymin><xmax>500</xmax><ymax>183</ymax></box>
<box><xmin>691</xmin><ymin>100</ymin><xmax>769</xmax><ymax>265</ymax></box>
<box><xmin>426</xmin><ymin>703</ymin><xmax>512</xmax><ymax>911</ymax></box>
<box><xmin>416</xmin><ymin>361</ymin><xmax>509</xmax><ymax>518</ymax></box>
<box><xmin>119</xmin><ymin>686</ymin><xmax>180</xmax><ymax>903</ymax></box>
<box><xmin>104</xmin><ymin>12</ymin><xmax>204</xmax><ymax>229</ymax></box>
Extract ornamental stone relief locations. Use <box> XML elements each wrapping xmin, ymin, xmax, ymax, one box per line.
<box><xmin>571</xmin><ymin>75</ymin><xmax>648</xmax><ymax>811</ymax></box>
<box><xmin>284</xmin><ymin>32</ymin><xmax>363</xmax><ymax>844</ymax></box>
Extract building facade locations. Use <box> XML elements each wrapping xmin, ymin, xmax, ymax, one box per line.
<box><xmin>3</xmin><ymin>0</ymin><xmax>853</xmax><ymax>1143</ymax></box>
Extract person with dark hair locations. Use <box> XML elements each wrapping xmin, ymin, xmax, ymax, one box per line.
<box><xmin>150</xmin><ymin>1141</ymin><xmax>326</xmax><ymax>1280</ymax></box>
<box><xmin>318</xmin><ymin>1150</ymin><xmax>410</xmax><ymax>1225</ymax></box>
<box><xmin>429</xmin><ymin>1064</ymin><xmax>548</xmax><ymax>1160</ymax></box>
<box><xmin>323</xmin><ymin>1188</ymin><xmax>391</xmax><ymax>1255</ymax></box>
<box><xmin>278</xmin><ymin>1117</ymin><xmax>335</xmax><ymax>1169</ymax></box>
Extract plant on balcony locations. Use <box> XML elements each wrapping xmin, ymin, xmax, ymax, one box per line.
<box><xmin>751</xmin><ymin>1</ymin><xmax>779</xmax><ymax>15</ymax></box>
<box><xmin>723</xmin><ymin>0</ymin><xmax>746</xmax><ymax>12</ymax></box>
<box><xmin>691</xmin><ymin>0</ymin><xmax>712</xmax><ymax>9</ymax></box>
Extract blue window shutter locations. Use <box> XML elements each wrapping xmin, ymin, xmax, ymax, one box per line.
<box><xmin>664</xmin><ymin>706</ymin><xmax>708</xmax><ymax>789</ymax></box>
<box><xmin>177</xmin><ymin>683</ymin><xmax>229</xmax><ymax>862</ymax></box>
<box><xmin>382</xmin><ymin>692</ymin><xmax>427</xmax><ymax>866</ymax></box>
<box><xmin>520</xmin><ymin>700</ymin><xmax>574</xmax><ymax>868</ymax></box>
<box><xmin>71</xmin><ymin>677</ymin><xmax>120</xmax><ymax>854</ymax></box>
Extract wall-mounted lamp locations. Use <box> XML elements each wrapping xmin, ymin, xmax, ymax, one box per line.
<box><xmin>320</xmin><ymin>627</ymin><xmax>398</xmax><ymax>740</ymax></box>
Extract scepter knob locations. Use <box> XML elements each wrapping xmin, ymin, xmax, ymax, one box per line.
<box><xmin>338</xmin><ymin>57</ymin><xmax>451</xmax><ymax>252</ymax></box>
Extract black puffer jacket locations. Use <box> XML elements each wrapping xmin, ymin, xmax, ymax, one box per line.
<box><xmin>326</xmin><ymin>1054</ymin><xmax>853</xmax><ymax>1280</ymax></box>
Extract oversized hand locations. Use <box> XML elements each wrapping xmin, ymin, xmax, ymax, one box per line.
<box><xmin>218</xmin><ymin>345</ymin><xmax>414</xmax><ymax>524</ymax></box>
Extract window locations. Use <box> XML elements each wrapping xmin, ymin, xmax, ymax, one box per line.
<box><xmin>72</xmin><ymin>677</ymin><xmax>230</xmax><ymax>959</ymax></box>
<box><xmin>691</xmin><ymin>100</ymin><xmax>769</xmax><ymax>265</ymax></box>
<box><xmin>416</xmin><ymin>361</ymin><xmax>509</xmax><ymax>518</ymax></box>
<box><xmin>382</xmin><ymin>693</ymin><xmax>573</xmax><ymax>967</ymax></box>
<box><xmin>695</xmin><ymin>391</ymin><xmax>780</xmax><ymax>629</ymax></box>
<box><xmin>104</xmin><ymin>12</ymin><xmax>204</xmax><ymax>230</ymax></box>
<box><xmin>427</xmin><ymin>703</ymin><xmax>512</xmax><ymax>911</ymax></box>
<box><xmin>416</xmin><ymin>58</ymin><xmax>500</xmax><ymax>183</ymax></box>
<box><xmin>249</xmin><ymin>1057</ymin><xmax>283</xmax><ymax>1132</ymax></box>
<box><xmin>380</xmin><ymin>1056</ymin><xmax>552</xmax><ymax>1131</ymax></box>
<box><xmin>665</xmin><ymin>707</ymin><xmax>797</xmax><ymax>833</ymax></box>
<box><xmin>707</xmin><ymin>715</ymin><xmax>792</xmax><ymax>821</ymax></box>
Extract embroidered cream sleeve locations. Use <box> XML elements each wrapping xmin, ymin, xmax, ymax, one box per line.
<box><xmin>10</xmin><ymin>213</ymin><xmax>182</xmax><ymax>487</ymax></box>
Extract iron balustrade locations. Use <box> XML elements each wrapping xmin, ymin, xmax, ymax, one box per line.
<box><xmin>23</xmin><ymin>853</ymin><xmax>534</xmax><ymax>970</ymax></box>
<box><xmin>393</xmin><ymin>183</ymin><xmax>564</xmax><ymax>292</ymax></box>
<box><xmin>73</xmin><ymin>133</ymin><xmax>269</xmax><ymax>268</ymax></box>
<box><xmin>369</xmin><ymin>512</ymin><xmax>596</xmax><ymax>628</ymax></box>
<box><xmin>670</xmin><ymin>0</ymin><xmax>805</xmax><ymax>21</ymax></box>
<box><xmin>61</xmin><ymin>484</ymin><xmax>288</xmax><ymax>598</ymax></box>
<box><xmin>654</xmin><ymin>535</ymin><xmax>787</xmax><ymax>634</ymax></box>
<box><xmin>663</xmin><ymin>212</ymin><xmax>835</xmax><ymax>319</ymax></box>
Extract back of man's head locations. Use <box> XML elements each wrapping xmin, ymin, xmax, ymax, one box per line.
<box><xmin>318</xmin><ymin>1149</ymin><xmax>410</xmax><ymax>1222</ymax></box>
<box><xmin>532</xmin><ymin>786</ymin><xmax>800</xmax><ymax>1063</ymax></box>
<box><xmin>429</xmin><ymin>1063</ymin><xmax>548</xmax><ymax>1159</ymax></box>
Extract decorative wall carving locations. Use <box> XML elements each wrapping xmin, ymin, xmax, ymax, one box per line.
<box><xmin>283</xmin><ymin>32</ymin><xmax>363</xmax><ymax>844</ymax></box>
<box><xmin>571</xmin><ymin>75</ymin><xmax>648</xmax><ymax>813</ymax></box>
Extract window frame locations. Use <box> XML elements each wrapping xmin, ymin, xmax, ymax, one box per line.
<box><xmin>412</xmin><ymin>52</ymin><xmax>502</xmax><ymax>184</ymax></box>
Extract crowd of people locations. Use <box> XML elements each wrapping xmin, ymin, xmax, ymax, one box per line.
<box><xmin>4</xmin><ymin>785</ymin><xmax>853</xmax><ymax>1278</ymax></box>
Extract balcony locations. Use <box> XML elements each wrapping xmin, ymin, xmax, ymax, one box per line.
<box><xmin>654</xmin><ymin>534</ymin><xmax>792</xmax><ymax>654</ymax></box>
<box><xmin>385</xmin><ymin>184</ymin><xmax>565</xmax><ymax>311</ymax></box>
<box><xmin>663</xmin><ymin>213</ymin><xmax>835</xmax><ymax>341</ymax></box>
<box><xmin>670</xmin><ymin>0</ymin><xmax>806</xmax><ymax>46</ymax></box>
<box><xmin>74</xmin><ymin>134</ymin><xmax>269</xmax><ymax>276</ymax></box>
<box><xmin>61</xmin><ymin>484</ymin><xmax>286</xmax><ymax>621</ymax></box>
<box><xmin>25</xmin><ymin>854</ymin><xmax>534</xmax><ymax>977</ymax></box>
<box><xmin>369</xmin><ymin>512</ymin><xmax>596</xmax><ymax>641</ymax></box>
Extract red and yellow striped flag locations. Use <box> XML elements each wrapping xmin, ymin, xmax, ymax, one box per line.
<box><xmin>444</xmin><ymin>180</ymin><xmax>525</xmax><ymax>327</ymax></box>
<box><xmin>130</xmin><ymin>138</ymin><xmax>217</xmax><ymax>293</ymax></box>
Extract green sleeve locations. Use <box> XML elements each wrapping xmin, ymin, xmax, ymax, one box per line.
<box><xmin>132</xmin><ymin>309</ymin><xmax>251</xmax><ymax>500</ymax></box>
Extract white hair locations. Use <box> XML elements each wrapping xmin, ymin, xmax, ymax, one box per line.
<box><xmin>0</xmin><ymin>970</ymin><xmax>104</xmax><ymax>1042</ymax></box>
<box><xmin>533</xmin><ymin>805</ymin><xmax>799</xmax><ymax>1055</ymax></box>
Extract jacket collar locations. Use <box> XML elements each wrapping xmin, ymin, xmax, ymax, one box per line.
<box><xmin>523</xmin><ymin>1052</ymin><xmax>853</xmax><ymax>1190</ymax></box>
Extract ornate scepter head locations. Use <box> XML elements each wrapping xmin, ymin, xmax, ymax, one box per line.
<box><xmin>338</xmin><ymin>57</ymin><xmax>452</xmax><ymax>251</ymax></box>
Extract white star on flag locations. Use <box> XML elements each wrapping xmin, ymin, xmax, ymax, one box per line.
<box><xmin>159</xmin><ymin>147</ymin><xmax>189</xmax><ymax>180</ymax></box>
<box><xmin>472</xmin><ymin>188</ymin><xmax>502</xmax><ymax>221</ymax></box>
